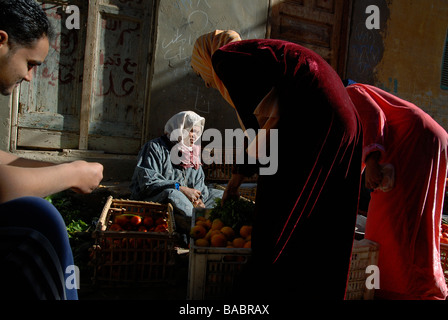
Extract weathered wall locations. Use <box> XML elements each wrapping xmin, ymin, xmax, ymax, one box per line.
<box><xmin>0</xmin><ymin>94</ymin><xmax>11</xmax><ymax>151</ymax></box>
<box><xmin>346</xmin><ymin>0</ymin><xmax>448</xmax><ymax>130</ymax></box>
<box><xmin>375</xmin><ymin>0</ymin><xmax>448</xmax><ymax>129</ymax></box>
<box><xmin>146</xmin><ymin>0</ymin><xmax>269</xmax><ymax>141</ymax></box>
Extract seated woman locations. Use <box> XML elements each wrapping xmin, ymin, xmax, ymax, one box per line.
<box><xmin>130</xmin><ymin>111</ymin><xmax>223</xmax><ymax>233</ymax></box>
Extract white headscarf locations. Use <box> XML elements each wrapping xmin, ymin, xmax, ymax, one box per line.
<box><xmin>164</xmin><ymin>111</ymin><xmax>205</xmax><ymax>169</ymax></box>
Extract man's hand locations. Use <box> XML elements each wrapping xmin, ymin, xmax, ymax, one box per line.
<box><xmin>69</xmin><ymin>161</ymin><xmax>104</xmax><ymax>194</ymax></box>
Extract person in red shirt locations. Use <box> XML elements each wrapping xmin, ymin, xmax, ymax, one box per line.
<box><xmin>346</xmin><ymin>82</ymin><xmax>448</xmax><ymax>300</ymax></box>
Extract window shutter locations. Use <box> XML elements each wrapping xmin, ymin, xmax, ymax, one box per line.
<box><xmin>442</xmin><ymin>29</ymin><xmax>448</xmax><ymax>90</ymax></box>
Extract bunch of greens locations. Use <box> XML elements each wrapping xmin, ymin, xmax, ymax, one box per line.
<box><xmin>209</xmin><ymin>198</ymin><xmax>255</xmax><ymax>231</ymax></box>
<box><xmin>45</xmin><ymin>193</ymin><xmax>91</xmax><ymax>237</ymax></box>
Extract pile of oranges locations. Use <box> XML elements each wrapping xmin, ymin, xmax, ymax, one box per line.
<box><xmin>441</xmin><ymin>221</ymin><xmax>448</xmax><ymax>245</ymax></box>
<box><xmin>190</xmin><ymin>216</ymin><xmax>252</xmax><ymax>248</ymax></box>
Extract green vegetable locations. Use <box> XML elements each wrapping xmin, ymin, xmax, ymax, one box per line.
<box><xmin>209</xmin><ymin>198</ymin><xmax>255</xmax><ymax>231</ymax></box>
<box><xmin>66</xmin><ymin>219</ymin><xmax>90</xmax><ymax>238</ymax></box>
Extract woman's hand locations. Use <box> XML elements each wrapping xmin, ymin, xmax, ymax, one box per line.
<box><xmin>179</xmin><ymin>186</ymin><xmax>202</xmax><ymax>202</ymax></box>
<box><xmin>364</xmin><ymin>152</ymin><xmax>383</xmax><ymax>189</ymax></box>
<box><xmin>222</xmin><ymin>173</ymin><xmax>245</xmax><ymax>204</ymax></box>
<box><xmin>193</xmin><ymin>198</ymin><xmax>205</xmax><ymax>208</ymax></box>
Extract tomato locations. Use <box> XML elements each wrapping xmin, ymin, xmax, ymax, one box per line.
<box><xmin>114</xmin><ymin>214</ymin><xmax>129</xmax><ymax>227</ymax></box>
<box><xmin>143</xmin><ymin>216</ymin><xmax>154</xmax><ymax>227</ymax></box>
<box><xmin>138</xmin><ymin>225</ymin><xmax>147</xmax><ymax>232</ymax></box>
<box><xmin>109</xmin><ymin>223</ymin><xmax>123</xmax><ymax>231</ymax></box>
<box><xmin>130</xmin><ymin>215</ymin><xmax>142</xmax><ymax>226</ymax></box>
<box><xmin>154</xmin><ymin>225</ymin><xmax>167</xmax><ymax>233</ymax></box>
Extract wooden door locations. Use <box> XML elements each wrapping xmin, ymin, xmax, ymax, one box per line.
<box><xmin>15</xmin><ymin>1</ymin><xmax>87</xmax><ymax>151</ymax></box>
<box><xmin>269</xmin><ymin>0</ymin><xmax>352</xmax><ymax>77</ymax></box>
<box><xmin>13</xmin><ymin>0</ymin><xmax>156</xmax><ymax>155</ymax></box>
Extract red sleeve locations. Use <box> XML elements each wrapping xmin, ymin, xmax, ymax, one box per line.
<box><xmin>346</xmin><ymin>84</ymin><xmax>387</xmax><ymax>163</ymax></box>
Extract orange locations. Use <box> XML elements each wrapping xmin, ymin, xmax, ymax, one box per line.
<box><xmin>195</xmin><ymin>220</ymin><xmax>209</xmax><ymax>230</ymax></box>
<box><xmin>239</xmin><ymin>225</ymin><xmax>252</xmax><ymax>238</ymax></box>
<box><xmin>232</xmin><ymin>237</ymin><xmax>245</xmax><ymax>248</ymax></box>
<box><xmin>221</xmin><ymin>226</ymin><xmax>235</xmax><ymax>240</ymax></box>
<box><xmin>211</xmin><ymin>233</ymin><xmax>227</xmax><ymax>247</ymax></box>
<box><xmin>195</xmin><ymin>238</ymin><xmax>209</xmax><ymax>247</ymax></box>
<box><xmin>205</xmin><ymin>229</ymin><xmax>221</xmax><ymax>241</ymax></box>
<box><xmin>243</xmin><ymin>240</ymin><xmax>251</xmax><ymax>248</ymax></box>
<box><xmin>190</xmin><ymin>225</ymin><xmax>207</xmax><ymax>239</ymax></box>
<box><xmin>204</xmin><ymin>219</ymin><xmax>212</xmax><ymax>229</ymax></box>
<box><xmin>211</xmin><ymin>219</ymin><xmax>224</xmax><ymax>230</ymax></box>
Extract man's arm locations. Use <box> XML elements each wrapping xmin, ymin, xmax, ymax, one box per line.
<box><xmin>0</xmin><ymin>150</ymin><xmax>103</xmax><ymax>203</ymax></box>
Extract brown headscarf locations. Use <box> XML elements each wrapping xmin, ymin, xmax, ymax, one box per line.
<box><xmin>191</xmin><ymin>30</ymin><xmax>241</xmax><ymax>108</ymax></box>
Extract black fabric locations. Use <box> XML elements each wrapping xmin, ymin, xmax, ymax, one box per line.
<box><xmin>0</xmin><ymin>227</ymin><xmax>66</xmax><ymax>300</ymax></box>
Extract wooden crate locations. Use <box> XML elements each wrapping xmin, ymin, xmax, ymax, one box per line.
<box><xmin>441</xmin><ymin>243</ymin><xmax>448</xmax><ymax>286</ymax></box>
<box><xmin>91</xmin><ymin>197</ymin><xmax>177</xmax><ymax>286</ymax></box>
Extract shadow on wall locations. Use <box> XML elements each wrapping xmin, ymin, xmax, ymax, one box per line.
<box><xmin>345</xmin><ymin>0</ymin><xmax>390</xmax><ymax>84</ymax></box>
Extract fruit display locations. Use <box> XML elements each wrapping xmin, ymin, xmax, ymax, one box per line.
<box><xmin>190</xmin><ymin>198</ymin><xmax>254</xmax><ymax>248</ymax></box>
<box><xmin>441</xmin><ymin>218</ymin><xmax>448</xmax><ymax>245</ymax></box>
<box><xmin>108</xmin><ymin>212</ymin><xmax>169</xmax><ymax>233</ymax></box>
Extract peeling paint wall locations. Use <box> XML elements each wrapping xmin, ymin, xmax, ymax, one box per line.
<box><xmin>375</xmin><ymin>0</ymin><xmax>448</xmax><ymax>129</ymax></box>
<box><xmin>146</xmin><ymin>0</ymin><xmax>269</xmax><ymax>141</ymax></box>
<box><xmin>347</xmin><ymin>0</ymin><xmax>448</xmax><ymax>130</ymax></box>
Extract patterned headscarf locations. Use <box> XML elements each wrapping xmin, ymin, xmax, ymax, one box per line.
<box><xmin>191</xmin><ymin>30</ymin><xmax>241</xmax><ymax>108</ymax></box>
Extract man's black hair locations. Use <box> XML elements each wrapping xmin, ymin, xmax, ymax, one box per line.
<box><xmin>0</xmin><ymin>0</ymin><xmax>54</xmax><ymax>47</ymax></box>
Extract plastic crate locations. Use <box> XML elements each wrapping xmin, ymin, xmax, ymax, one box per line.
<box><xmin>441</xmin><ymin>243</ymin><xmax>448</xmax><ymax>286</ymax></box>
<box><xmin>187</xmin><ymin>208</ymin><xmax>251</xmax><ymax>299</ymax></box>
<box><xmin>91</xmin><ymin>196</ymin><xmax>177</xmax><ymax>286</ymax></box>
<box><xmin>346</xmin><ymin>239</ymin><xmax>379</xmax><ymax>300</ymax></box>
<box><xmin>188</xmin><ymin>207</ymin><xmax>379</xmax><ymax>300</ymax></box>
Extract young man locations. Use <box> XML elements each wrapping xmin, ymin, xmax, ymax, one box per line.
<box><xmin>0</xmin><ymin>0</ymin><xmax>103</xmax><ymax>300</ymax></box>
